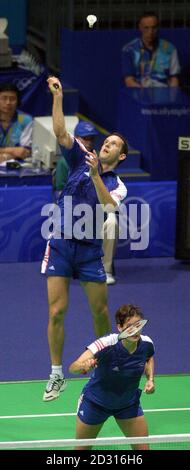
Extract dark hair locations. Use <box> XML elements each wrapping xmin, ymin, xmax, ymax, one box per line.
<box><xmin>115</xmin><ymin>304</ymin><xmax>143</xmax><ymax>327</ymax></box>
<box><xmin>0</xmin><ymin>82</ymin><xmax>20</xmax><ymax>105</ymax></box>
<box><xmin>138</xmin><ymin>11</ymin><xmax>159</xmax><ymax>26</ymax></box>
<box><xmin>109</xmin><ymin>132</ymin><xmax>128</xmax><ymax>157</ymax></box>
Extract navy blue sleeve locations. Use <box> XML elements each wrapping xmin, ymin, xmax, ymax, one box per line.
<box><xmin>122</xmin><ymin>47</ymin><xmax>136</xmax><ymax>78</ymax></box>
<box><xmin>60</xmin><ymin>138</ymin><xmax>86</xmax><ymax>171</ymax></box>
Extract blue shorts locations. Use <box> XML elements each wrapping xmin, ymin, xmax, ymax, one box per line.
<box><xmin>41</xmin><ymin>238</ymin><xmax>106</xmax><ymax>283</ymax></box>
<box><xmin>77</xmin><ymin>394</ymin><xmax>143</xmax><ymax>425</ymax></box>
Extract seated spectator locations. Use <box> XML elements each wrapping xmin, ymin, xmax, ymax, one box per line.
<box><xmin>122</xmin><ymin>12</ymin><xmax>180</xmax><ymax>88</ymax></box>
<box><xmin>54</xmin><ymin>120</ymin><xmax>125</xmax><ymax>285</ymax></box>
<box><xmin>0</xmin><ymin>83</ymin><xmax>33</xmax><ymax>163</ymax></box>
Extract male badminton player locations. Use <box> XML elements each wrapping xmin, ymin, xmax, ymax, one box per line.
<box><xmin>69</xmin><ymin>304</ymin><xmax>155</xmax><ymax>450</ymax></box>
<box><xmin>42</xmin><ymin>77</ymin><xmax>128</xmax><ymax>401</ymax></box>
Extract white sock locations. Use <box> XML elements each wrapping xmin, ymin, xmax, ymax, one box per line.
<box><xmin>51</xmin><ymin>365</ymin><xmax>64</xmax><ymax>378</ymax></box>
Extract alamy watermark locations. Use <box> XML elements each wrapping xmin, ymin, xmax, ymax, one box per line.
<box><xmin>41</xmin><ymin>196</ymin><xmax>151</xmax><ymax>251</ymax></box>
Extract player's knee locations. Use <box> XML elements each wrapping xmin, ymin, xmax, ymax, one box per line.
<box><xmin>49</xmin><ymin>302</ymin><xmax>68</xmax><ymax>322</ymax></box>
<box><xmin>92</xmin><ymin>302</ymin><xmax>109</xmax><ymax>319</ymax></box>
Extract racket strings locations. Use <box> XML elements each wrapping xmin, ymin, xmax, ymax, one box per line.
<box><xmin>96</xmin><ymin>319</ymin><xmax>148</xmax><ymax>365</ymax></box>
<box><xmin>118</xmin><ymin>319</ymin><xmax>148</xmax><ymax>340</ymax></box>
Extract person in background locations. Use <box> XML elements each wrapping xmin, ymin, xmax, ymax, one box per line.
<box><xmin>69</xmin><ymin>304</ymin><xmax>155</xmax><ymax>450</ymax></box>
<box><xmin>122</xmin><ymin>12</ymin><xmax>180</xmax><ymax>88</ymax></box>
<box><xmin>0</xmin><ymin>83</ymin><xmax>33</xmax><ymax>163</ymax></box>
<box><xmin>54</xmin><ymin>120</ymin><xmax>123</xmax><ymax>286</ymax></box>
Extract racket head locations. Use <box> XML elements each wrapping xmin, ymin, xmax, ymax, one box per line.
<box><xmin>118</xmin><ymin>319</ymin><xmax>148</xmax><ymax>340</ymax></box>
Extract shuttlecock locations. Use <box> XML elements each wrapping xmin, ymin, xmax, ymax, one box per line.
<box><xmin>0</xmin><ymin>18</ymin><xmax>8</xmax><ymax>34</ymax></box>
<box><xmin>86</xmin><ymin>15</ymin><xmax>97</xmax><ymax>28</ymax></box>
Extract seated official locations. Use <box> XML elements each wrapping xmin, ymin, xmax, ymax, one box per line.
<box><xmin>122</xmin><ymin>12</ymin><xmax>180</xmax><ymax>88</ymax></box>
<box><xmin>0</xmin><ymin>83</ymin><xmax>33</xmax><ymax>164</ymax></box>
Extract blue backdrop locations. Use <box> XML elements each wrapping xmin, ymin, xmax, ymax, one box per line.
<box><xmin>0</xmin><ymin>0</ymin><xmax>26</xmax><ymax>48</ymax></box>
<box><xmin>61</xmin><ymin>28</ymin><xmax>190</xmax><ymax>131</ymax></box>
<box><xmin>0</xmin><ymin>185</ymin><xmax>52</xmax><ymax>263</ymax></box>
<box><xmin>0</xmin><ymin>67</ymin><xmax>79</xmax><ymax>117</ymax></box>
<box><xmin>0</xmin><ymin>67</ymin><xmax>51</xmax><ymax>117</ymax></box>
<box><xmin>0</xmin><ymin>181</ymin><xmax>176</xmax><ymax>263</ymax></box>
<box><xmin>117</xmin><ymin>87</ymin><xmax>190</xmax><ymax>180</ymax></box>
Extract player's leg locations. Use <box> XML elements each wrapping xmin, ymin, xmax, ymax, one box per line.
<box><xmin>42</xmin><ymin>238</ymin><xmax>73</xmax><ymax>401</ymax></box>
<box><xmin>75</xmin><ymin>416</ymin><xmax>104</xmax><ymax>450</ymax></box>
<box><xmin>116</xmin><ymin>415</ymin><xmax>149</xmax><ymax>450</ymax></box>
<box><xmin>102</xmin><ymin>213</ymin><xmax>119</xmax><ymax>285</ymax></box>
<box><xmin>78</xmin><ymin>252</ymin><xmax>111</xmax><ymax>336</ymax></box>
<box><xmin>47</xmin><ymin>276</ymin><xmax>70</xmax><ymax>364</ymax></box>
<box><xmin>82</xmin><ymin>281</ymin><xmax>111</xmax><ymax>336</ymax></box>
<box><xmin>76</xmin><ymin>395</ymin><xmax>106</xmax><ymax>450</ymax></box>
<box><xmin>43</xmin><ymin>275</ymin><xmax>70</xmax><ymax>401</ymax></box>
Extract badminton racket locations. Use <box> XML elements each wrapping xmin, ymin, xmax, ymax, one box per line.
<box><xmin>118</xmin><ymin>319</ymin><xmax>148</xmax><ymax>340</ymax></box>
<box><xmin>95</xmin><ymin>319</ymin><xmax>148</xmax><ymax>366</ymax></box>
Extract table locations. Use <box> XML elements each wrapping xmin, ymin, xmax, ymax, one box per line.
<box><xmin>0</xmin><ymin>167</ymin><xmax>52</xmax><ymax>186</ymax></box>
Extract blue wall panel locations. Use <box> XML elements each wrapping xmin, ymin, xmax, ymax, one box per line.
<box><xmin>61</xmin><ymin>28</ymin><xmax>190</xmax><ymax>131</ymax></box>
<box><xmin>0</xmin><ymin>0</ymin><xmax>26</xmax><ymax>46</ymax></box>
<box><xmin>0</xmin><ymin>181</ymin><xmax>176</xmax><ymax>262</ymax></box>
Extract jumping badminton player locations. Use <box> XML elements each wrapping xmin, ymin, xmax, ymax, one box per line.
<box><xmin>69</xmin><ymin>304</ymin><xmax>155</xmax><ymax>450</ymax></box>
<box><xmin>42</xmin><ymin>77</ymin><xmax>128</xmax><ymax>401</ymax></box>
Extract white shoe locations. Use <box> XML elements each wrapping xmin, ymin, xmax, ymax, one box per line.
<box><xmin>43</xmin><ymin>374</ymin><xmax>67</xmax><ymax>402</ymax></box>
<box><xmin>106</xmin><ymin>273</ymin><xmax>116</xmax><ymax>285</ymax></box>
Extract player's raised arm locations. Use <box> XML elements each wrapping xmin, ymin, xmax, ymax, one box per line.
<box><xmin>144</xmin><ymin>356</ymin><xmax>155</xmax><ymax>394</ymax></box>
<box><xmin>47</xmin><ymin>76</ymin><xmax>73</xmax><ymax>149</ymax></box>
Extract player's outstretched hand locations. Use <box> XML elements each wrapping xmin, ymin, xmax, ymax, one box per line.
<box><xmin>85</xmin><ymin>150</ymin><xmax>99</xmax><ymax>177</ymax></box>
<box><xmin>47</xmin><ymin>76</ymin><xmax>63</xmax><ymax>96</ymax></box>
<box><xmin>144</xmin><ymin>379</ymin><xmax>155</xmax><ymax>394</ymax></box>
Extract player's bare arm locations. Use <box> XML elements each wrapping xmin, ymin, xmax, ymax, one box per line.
<box><xmin>0</xmin><ymin>146</ymin><xmax>30</xmax><ymax>160</ymax></box>
<box><xmin>69</xmin><ymin>349</ymin><xmax>97</xmax><ymax>374</ymax></box>
<box><xmin>125</xmin><ymin>76</ymin><xmax>141</xmax><ymax>87</ymax></box>
<box><xmin>47</xmin><ymin>76</ymin><xmax>73</xmax><ymax>149</ymax></box>
<box><xmin>144</xmin><ymin>356</ymin><xmax>155</xmax><ymax>394</ymax></box>
<box><xmin>169</xmin><ymin>76</ymin><xmax>179</xmax><ymax>87</ymax></box>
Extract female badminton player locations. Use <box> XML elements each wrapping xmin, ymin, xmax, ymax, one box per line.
<box><xmin>69</xmin><ymin>304</ymin><xmax>155</xmax><ymax>450</ymax></box>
